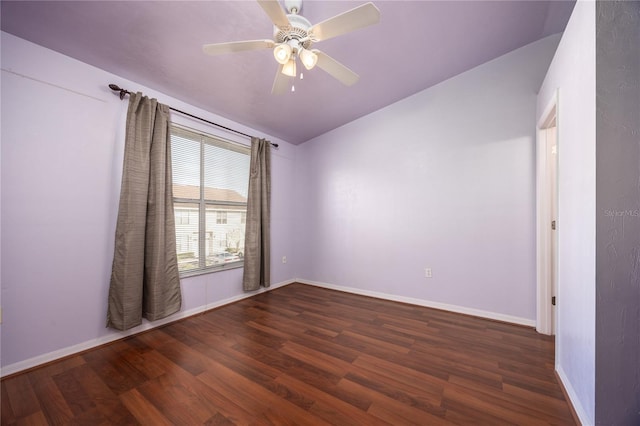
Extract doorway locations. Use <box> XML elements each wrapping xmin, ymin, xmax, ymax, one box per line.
<box><xmin>536</xmin><ymin>92</ymin><xmax>559</xmax><ymax>335</ymax></box>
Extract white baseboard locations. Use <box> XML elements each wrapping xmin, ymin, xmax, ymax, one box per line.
<box><xmin>296</xmin><ymin>279</ymin><xmax>536</xmax><ymax>327</ymax></box>
<box><xmin>0</xmin><ymin>279</ymin><xmax>294</xmax><ymax>378</ymax></box>
<box><xmin>556</xmin><ymin>364</ymin><xmax>591</xmax><ymax>426</ymax></box>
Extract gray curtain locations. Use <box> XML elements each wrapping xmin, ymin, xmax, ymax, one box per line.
<box><xmin>107</xmin><ymin>92</ymin><xmax>182</xmax><ymax>331</ymax></box>
<box><xmin>242</xmin><ymin>138</ymin><xmax>272</xmax><ymax>291</ymax></box>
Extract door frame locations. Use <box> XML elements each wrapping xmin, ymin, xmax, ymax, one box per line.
<box><xmin>536</xmin><ymin>89</ymin><xmax>559</xmax><ymax>335</ymax></box>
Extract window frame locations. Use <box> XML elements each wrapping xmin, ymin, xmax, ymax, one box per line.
<box><xmin>171</xmin><ymin>124</ymin><xmax>250</xmax><ymax>277</ymax></box>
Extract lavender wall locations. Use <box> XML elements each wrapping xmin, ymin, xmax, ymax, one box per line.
<box><xmin>0</xmin><ymin>32</ymin><xmax>297</xmax><ymax>373</ymax></box>
<box><xmin>294</xmin><ymin>35</ymin><xmax>561</xmax><ymax>323</ymax></box>
<box><xmin>595</xmin><ymin>2</ymin><xmax>640</xmax><ymax>424</ymax></box>
<box><xmin>537</xmin><ymin>1</ymin><xmax>596</xmax><ymax>423</ymax></box>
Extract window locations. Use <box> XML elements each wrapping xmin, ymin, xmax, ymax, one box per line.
<box><xmin>171</xmin><ymin>125</ymin><xmax>250</xmax><ymax>275</ymax></box>
<box><xmin>216</xmin><ymin>211</ymin><xmax>228</xmax><ymax>224</ymax></box>
<box><xmin>175</xmin><ymin>209</ymin><xmax>191</xmax><ymax>225</ymax></box>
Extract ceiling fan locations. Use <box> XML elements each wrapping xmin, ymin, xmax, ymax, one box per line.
<box><xmin>202</xmin><ymin>0</ymin><xmax>380</xmax><ymax>94</ymax></box>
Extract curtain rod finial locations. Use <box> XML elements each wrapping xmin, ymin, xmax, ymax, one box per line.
<box><xmin>109</xmin><ymin>84</ymin><xmax>128</xmax><ymax>100</ymax></box>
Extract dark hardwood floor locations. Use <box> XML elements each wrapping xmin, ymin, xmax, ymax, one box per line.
<box><xmin>2</xmin><ymin>283</ymin><xmax>575</xmax><ymax>425</ymax></box>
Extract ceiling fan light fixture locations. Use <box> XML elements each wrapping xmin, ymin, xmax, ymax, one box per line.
<box><xmin>299</xmin><ymin>48</ymin><xmax>318</xmax><ymax>70</ymax></box>
<box><xmin>204</xmin><ymin>0</ymin><xmax>382</xmax><ymax>94</ymax></box>
<box><xmin>282</xmin><ymin>57</ymin><xmax>297</xmax><ymax>77</ymax></box>
<box><xmin>273</xmin><ymin>43</ymin><xmax>293</xmax><ymax>64</ymax></box>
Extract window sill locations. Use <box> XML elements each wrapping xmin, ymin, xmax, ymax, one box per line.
<box><xmin>179</xmin><ymin>261</ymin><xmax>243</xmax><ymax>278</ymax></box>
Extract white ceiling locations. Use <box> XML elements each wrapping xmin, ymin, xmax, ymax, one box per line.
<box><xmin>1</xmin><ymin>0</ymin><xmax>575</xmax><ymax>144</ymax></box>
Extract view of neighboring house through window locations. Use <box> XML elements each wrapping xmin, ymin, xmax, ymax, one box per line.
<box><xmin>171</xmin><ymin>125</ymin><xmax>250</xmax><ymax>274</ymax></box>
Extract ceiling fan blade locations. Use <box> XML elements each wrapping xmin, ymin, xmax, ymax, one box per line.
<box><xmin>272</xmin><ymin>65</ymin><xmax>291</xmax><ymax>95</ymax></box>
<box><xmin>310</xmin><ymin>2</ymin><xmax>380</xmax><ymax>42</ymax></box>
<box><xmin>314</xmin><ymin>50</ymin><xmax>359</xmax><ymax>86</ymax></box>
<box><xmin>203</xmin><ymin>39</ymin><xmax>275</xmax><ymax>56</ymax></box>
<box><xmin>257</xmin><ymin>0</ymin><xmax>290</xmax><ymax>29</ymax></box>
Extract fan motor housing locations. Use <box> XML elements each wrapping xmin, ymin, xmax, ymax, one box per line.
<box><xmin>274</xmin><ymin>14</ymin><xmax>313</xmax><ymax>49</ymax></box>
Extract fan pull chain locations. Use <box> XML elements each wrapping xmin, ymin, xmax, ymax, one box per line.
<box><xmin>291</xmin><ymin>70</ymin><xmax>306</xmax><ymax>93</ymax></box>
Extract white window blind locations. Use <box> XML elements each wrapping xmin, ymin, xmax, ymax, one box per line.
<box><xmin>171</xmin><ymin>125</ymin><xmax>250</xmax><ymax>275</ymax></box>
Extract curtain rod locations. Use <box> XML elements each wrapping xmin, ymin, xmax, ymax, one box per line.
<box><xmin>108</xmin><ymin>84</ymin><xmax>278</xmax><ymax>148</ymax></box>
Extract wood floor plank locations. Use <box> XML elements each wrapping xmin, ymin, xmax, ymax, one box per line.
<box><xmin>409</xmin><ymin>338</ymin><xmax>500</xmax><ymax>372</ymax></box>
<box><xmin>246</xmin><ymin>319</ymin><xmax>293</xmax><ymax>340</ymax></box>
<box><xmin>278</xmin><ymin>341</ymin><xmax>352</xmax><ymax>378</ymax></box>
<box><xmin>502</xmin><ymin>382</ymin><xmax>575</xmax><ymax>418</ymax></box>
<box><xmin>81</xmin><ymin>342</ymin><xmax>149</xmax><ymax>395</ymax></box>
<box><xmin>203</xmin><ymin>412</ymin><xmax>236</xmax><ymax>426</ymax></box>
<box><xmin>147</xmin><ymin>353</ymin><xmax>264</xmax><ymax>425</ymax></box>
<box><xmin>294</xmin><ymin>330</ymin><xmax>356</xmax><ymax>357</ymax></box>
<box><xmin>443</xmin><ymin>398</ymin><xmax>517</xmax><ymax>426</ymax></box>
<box><xmin>27</xmin><ymin>375</ymin><xmax>74</xmax><ymax>425</ymax></box>
<box><xmin>51</xmin><ymin>368</ymin><xmax>97</xmax><ymax>416</ymax></box>
<box><xmin>297</xmin><ymin>310</ymin><xmax>354</xmax><ymax>332</ymax></box>
<box><xmin>3</xmin><ymin>374</ymin><xmax>41</xmax><ymax>418</ymax></box>
<box><xmin>338</xmin><ymin>377</ymin><xmax>451</xmax><ymax>426</ymax></box>
<box><xmin>448</xmin><ymin>375</ymin><xmax>573</xmax><ymax>424</ymax></box>
<box><xmin>348</xmin><ymin>320</ymin><xmax>417</xmax><ymax>347</ymax></box>
<box><xmin>2</xmin><ymin>283</ymin><xmax>575</xmax><ymax>425</ymax></box>
<box><xmin>352</xmin><ymin>353</ymin><xmax>447</xmax><ymax>403</ymax></box>
<box><xmin>443</xmin><ymin>385</ymin><xmax>551</xmax><ymax>425</ymax></box>
<box><xmin>408</xmin><ymin>349</ymin><xmax>505</xmax><ymax>389</ymax></box>
<box><xmin>118</xmin><ymin>343</ymin><xmax>166</xmax><ymax>380</ymax></box>
<box><xmin>274</xmin><ymin>373</ymin><xmax>383</xmax><ymax>426</ymax></box>
<box><xmin>1</xmin><ymin>380</ymin><xmax>17</xmax><ymax>424</ymax></box>
<box><xmin>199</xmin><ymin>341</ymin><xmax>281</xmax><ymax>387</ymax></box>
<box><xmin>501</xmin><ymin>368</ymin><xmax>567</xmax><ymax>400</ymax></box>
<box><xmin>12</xmin><ymin>410</ymin><xmax>48</xmax><ymax>426</ymax></box>
<box><xmin>70</xmin><ymin>363</ymin><xmax>138</xmax><ymax>425</ymax></box>
<box><xmin>119</xmin><ymin>388</ymin><xmax>173</xmax><ymax>426</ymax></box>
<box><xmin>137</xmin><ymin>373</ymin><xmax>215</xmax><ymax>424</ymax></box>
<box><xmin>229</xmin><ymin>338</ymin><xmax>344</xmax><ymax>389</ymax></box>
<box><xmin>340</xmin><ymin>328</ymin><xmax>413</xmax><ymax>354</ymax></box>
<box><xmin>198</xmin><ymin>367</ymin><xmax>330</xmax><ymax>426</ymax></box>
<box><xmin>344</xmin><ymin>367</ymin><xmax>444</xmax><ymax>414</ymax></box>
<box><xmin>250</xmin><ymin>300</ymin><xmax>302</xmax><ymax>318</ymax></box>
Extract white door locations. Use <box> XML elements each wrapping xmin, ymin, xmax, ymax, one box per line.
<box><xmin>536</xmin><ymin>92</ymin><xmax>559</xmax><ymax>336</ymax></box>
<box><xmin>547</xmin><ymin>125</ymin><xmax>558</xmax><ymax>335</ymax></box>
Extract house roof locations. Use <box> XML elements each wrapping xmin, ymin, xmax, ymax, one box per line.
<box><xmin>173</xmin><ymin>184</ymin><xmax>247</xmax><ymax>204</ymax></box>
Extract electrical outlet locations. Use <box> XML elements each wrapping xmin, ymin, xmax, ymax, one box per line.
<box><xmin>282</xmin><ymin>256</ymin><xmax>287</xmax><ymax>264</ymax></box>
<box><xmin>425</xmin><ymin>268</ymin><xmax>432</xmax><ymax>278</ymax></box>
